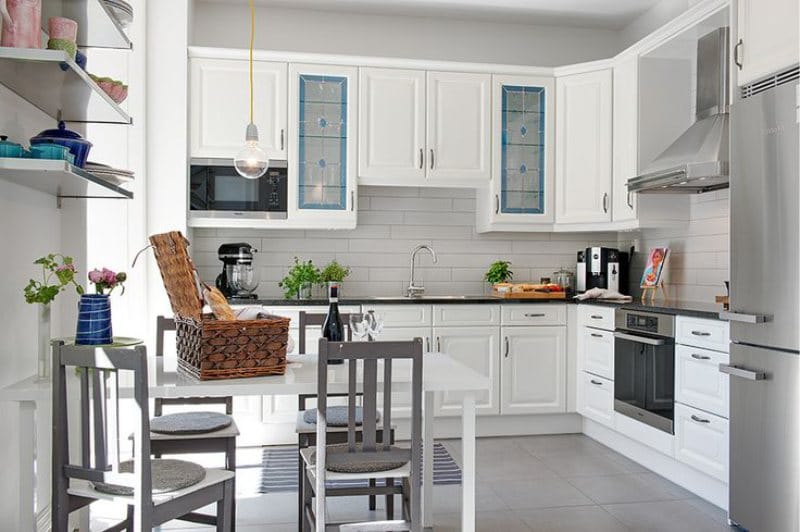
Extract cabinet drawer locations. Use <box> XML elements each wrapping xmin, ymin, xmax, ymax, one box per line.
<box><xmin>581</xmin><ymin>327</ymin><xmax>614</xmax><ymax>380</ymax></box>
<box><xmin>501</xmin><ymin>304</ymin><xmax>566</xmax><ymax>326</ymax></box>
<box><xmin>433</xmin><ymin>304</ymin><xmax>500</xmax><ymax>326</ymax></box>
<box><xmin>577</xmin><ymin>371</ymin><xmax>614</xmax><ymax>428</ymax></box>
<box><xmin>362</xmin><ymin>304</ymin><xmax>432</xmax><ymax>328</ymax></box>
<box><xmin>675</xmin><ymin>345</ymin><xmax>729</xmax><ymax>418</ymax></box>
<box><xmin>674</xmin><ymin>403</ymin><xmax>729</xmax><ymax>482</ymax></box>
<box><xmin>676</xmin><ymin>316</ymin><xmax>729</xmax><ymax>352</ymax></box>
<box><xmin>577</xmin><ymin>304</ymin><xmax>615</xmax><ymax>331</ymax></box>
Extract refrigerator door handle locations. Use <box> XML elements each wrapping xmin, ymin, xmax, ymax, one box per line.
<box><xmin>719</xmin><ymin>363</ymin><xmax>767</xmax><ymax>381</ymax></box>
<box><xmin>719</xmin><ymin>310</ymin><xmax>773</xmax><ymax>323</ymax></box>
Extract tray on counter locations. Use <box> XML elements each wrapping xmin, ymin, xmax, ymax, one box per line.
<box><xmin>491</xmin><ymin>284</ymin><xmax>567</xmax><ymax>300</ymax></box>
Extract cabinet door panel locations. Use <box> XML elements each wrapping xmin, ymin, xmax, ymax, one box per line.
<box><xmin>674</xmin><ymin>403</ymin><xmax>729</xmax><ymax>482</ymax></box>
<box><xmin>612</xmin><ymin>56</ymin><xmax>638</xmax><ymax>222</ymax></box>
<box><xmin>358</xmin><ymin>68</ymin><xmax>426</xmax><ymax>183</ymax></box>
<box><xmin>555</xmin><ymin>69</ymin><xmax>613</xmax><ymax>224</ymax></box>
<box><xmin>426</xmin><ymin>71</ymin><xmax>491</xmax><ymax>184</ymax></box>
<box><xmin>675</xmin><ymin>345</ymin><xmax>729</xmax><ymax>418</ymax></box>
<box><xmin>434</xmin><ymin>327</ymin><xmax>500</xmax><ymax>416</ymax></box>
<box><xmin>190</xmin><ymin>58</ymin><xmax>287</xmax><ymax>159</ymax></box>
<box><xmin>580</xmin><ymin>327</ymin><xmax>614</xmax><ymax>381</ymax></box>
<box><xmin>501</xmin><ymin>327</ymin><xmax>566</xmax><ymax>414</ymax></box>
<box><xmin>577</xmin><ymin>371</ymin><xmax>615</xmax><ymax>428</ymax></box>
<box><xmin>376</xmin><ymin>327</ymin><xmax>432</xmax><ymax>418</ymax></box>
<box><xmin>737</xmin><ymin>0</ymin><xmax>800</xmax><ymax>86</ymax></box>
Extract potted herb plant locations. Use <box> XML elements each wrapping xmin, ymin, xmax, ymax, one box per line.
<box><xmin>319</xmin><ymin>260</ymin><xmax>351</xmax><ymax>296</ymax></box>
<box><xmin>484</xmin><ymin>260</ymin><xmax>513</xmax><ymax>292</ymax></box>
<box><xmin>279</xmin><ymin>257</ymin><xmax>321</xmax><ymax>300</ymax></box>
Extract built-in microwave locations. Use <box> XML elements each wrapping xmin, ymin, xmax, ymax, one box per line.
<box><xmin>189</xmin><ymin>158</ymin><xmax>287</xmax><ymax>222</ymax></box>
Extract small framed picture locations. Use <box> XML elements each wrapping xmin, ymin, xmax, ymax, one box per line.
<box><xmin>641</xmin><ymin>248</ymin><xmax>668</xmax><ymax>287</ymax></box>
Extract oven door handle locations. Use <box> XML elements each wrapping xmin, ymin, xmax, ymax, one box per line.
<box><xmin>613</xmin><ymin>332</ymin><xmax>667</xmax><ymax>346</ymax></box>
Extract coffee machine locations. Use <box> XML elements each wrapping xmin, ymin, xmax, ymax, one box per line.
<box><xmin>582</xmin><ymin>247</ymin><xmax>628</xmax><ymax>294</ymax></box>
<box><xmin>216</xmin><ymin>243</ymin><xmax>259</xmax><ymax>299</ymax></box>
<box><xmin>576</xmin><ymin>250</ymin><xmax>586</xmax><ymax>292</ymax></box>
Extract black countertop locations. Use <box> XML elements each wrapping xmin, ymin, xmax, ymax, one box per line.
<box><xmin>230</xmin><ymin>295</ymin><xmax>726</xmax><ymax>320</ymax></box>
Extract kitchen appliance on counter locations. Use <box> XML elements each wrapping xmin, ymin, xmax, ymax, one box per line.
<box><xmin>614</xmin><ymin>309</ymin><xmax>675</xmax><ymax>433</ymax></box>
<box><xmin>576</xmin><ymin>251</ymin><xmax>586</xmax><ymax>292</ymax></box>
<box><xmin>189</xmin><ymin>158</ymin><xmax>287</xmax><ymax>224</ymax></box>
<box><xmin>216</xmin><ymin>243</ymin><xmax>259</xmax><ymax>299</ymax></box>
<box><xmin>584</xmin><ymin>247</ymin><xmax>628</xmax><ymax>294</ymax></box>
<box><xmin>720</xmin><ymin>69</ymin><xmax>799</xmax><ymax>532</ymax></box>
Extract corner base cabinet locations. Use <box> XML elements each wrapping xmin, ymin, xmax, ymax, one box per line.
<box><xmin>288</xmin><ymin>64</ymin><xmax>358</xmax><ymax>228</ymax></box>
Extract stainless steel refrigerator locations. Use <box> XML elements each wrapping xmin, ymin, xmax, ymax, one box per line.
<box><xmin>721</xmin><ymin>73</ymin><xmax>799</xmax><ymax>531</ymax></box>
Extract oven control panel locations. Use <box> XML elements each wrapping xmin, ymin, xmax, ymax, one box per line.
<box><xmin>615</xmin><ymin>309</ymin><xmax>675</xmax><ymax>337</ymax></box>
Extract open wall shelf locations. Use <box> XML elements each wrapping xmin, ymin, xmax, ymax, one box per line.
<box><xmin>42</xmin><ymin>0</ymin><xmax>132</xmax><ymax>50</ymax></box>
<box><xmin>0</xmin><ymin>158</ymin><xmax>133</xmax><ymax>200</ymax></box>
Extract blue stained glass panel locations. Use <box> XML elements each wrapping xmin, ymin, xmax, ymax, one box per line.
<box><xmin>501</xmin><ymin>85</ymin><xmax>545</xmax><ymax>214</ymax></box>
<box><xmin>298</xmin><ymin>74</ymin><xmax>347</xmax><ymax>211</ymax></box>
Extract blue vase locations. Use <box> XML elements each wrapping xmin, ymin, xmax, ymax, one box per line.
<box><xmin>75</xmin><ymin>294</ymin><xmax>112</xmax><ymax>345</ymax></box>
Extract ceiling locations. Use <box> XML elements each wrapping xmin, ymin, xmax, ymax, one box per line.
<box><xmin>209</xmin><ymin>0</ymin><xmax>665</xmax><ymax>29</ymax></box>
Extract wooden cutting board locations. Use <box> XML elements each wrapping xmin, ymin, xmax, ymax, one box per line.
<box><xmin>491</xmin><ymin>284</ymin><xmax>567</xmax><ymax>299</ymax></box>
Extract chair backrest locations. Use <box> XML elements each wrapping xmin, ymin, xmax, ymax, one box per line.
<box><xmin>298</xmin><ymin>311</ymin><xmax>354</xmax><ymax>354</ymax></box>
<box><xmin>52</xmin><ymin>341</ymin><xmax>154</xmax><ymax>510</ymax></box>
<box><xmin>315</xmin><ymin>338</ymin><xmax>423</xmax><ymax>483</ymax></box>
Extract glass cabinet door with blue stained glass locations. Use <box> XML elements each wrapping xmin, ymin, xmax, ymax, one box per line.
<box><xmin>288</xmin><ymin>64</ymin><xmax>357</xmax><ymax>228</ymax></box>
<box><xmin>484</xmin><ymin>75</ymin><xmax>555</xmax><ymax>228</ymax></box>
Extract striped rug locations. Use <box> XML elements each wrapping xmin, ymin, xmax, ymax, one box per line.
<box><xmin>259</xmin><ymin>442</ymin><xmax>462</xmax><ymax>493</ymax></box>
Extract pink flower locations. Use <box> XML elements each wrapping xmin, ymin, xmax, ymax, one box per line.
<box><xmin>88</xmin><ymin>269</ymin><xmax>104</xmax><ymax>283</ymax></box>
<box><xmin>56</xmin><ymin>264</ymin><xmax>76</xmax><ymax>273</ymax></box>
<box><xmin>102</xmin><ymin>268</ymin><xmax>118</xmax><ymax>285</ymax></box>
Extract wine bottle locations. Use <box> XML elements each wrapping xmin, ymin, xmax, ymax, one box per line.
<box><xmin>322</xmin><ymin>282</ymin><xmax>344</xmax><ymax>364</ymax></box>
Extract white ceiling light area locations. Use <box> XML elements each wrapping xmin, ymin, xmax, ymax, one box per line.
<box><xmin>210</xmin><ymin>0</ymin><xmax>665</xmax><ymax>29</ymax></box>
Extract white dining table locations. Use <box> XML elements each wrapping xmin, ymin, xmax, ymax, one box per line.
<box><xmin>0</xmin><ymin>351</ymin><xmax>489</xmax><ymax>531</ymax></box>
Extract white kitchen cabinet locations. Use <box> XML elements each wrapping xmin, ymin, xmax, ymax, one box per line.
<box><xmin>555</xmin><ymin>68</ymin><xmax>613</xmax><ymax>224</ymax></box>
<box><xmin>736</xmin><ymin>0</ymin><xmax>799</xmax><ymax>87</ymax></box>
<box><xmin>580</xmin><ymin>327</ymin><xmax>614</xmax><ymax>381</ymax></box>
<box><xmin>426</xmin><ymin>71</ymin><xmax>491</xmax><ymax>185</ymax></box>
<box><xmin>501</xmin><ymin>303</ymin><xmax>566</xmax><ymax>327</ymax></box>
<box><xmin>500</xmin><ymin>326</ymin><xmax>566</xmax><ymax>415</ymax></box>
<box><xmin>362</xmin><ymin>304</ymin><xmax>432</xmax><ymax>329</ymax></box>
<box><xmin>287</xmin><ymin>63</ymin><xmax>358</xmax><ymax>229</ymax></box>
<box><xmin>675</xmin><ymin>345</ymin><xmax>729</xmax><ymax>419</ymax></box>
<box><xmin>433</xmin><ymin>304</ymin><xmax>500</xmax><ymax>327</ymax></box>
<box><xmin>433</xmin><ymin>327</ymin><xmax>501</xmax><ymax>416</ymax></box>
<box><xmin>577</xmin><ymin>304</ymin><xmax>616</xmax><ymax>331</ymax></box>
<box><xmin>674</xmin><ymin>403</ymin><xmax>729</xmax><ymax>482</ymax></box>
<box><xmin>190</xmin><ymin>57</ymin><xmax>287</xmax><ymax>160</ymax></box>
<box><xmin>612</xmin><ymin>55</ymin><xmax>638</xmax><ymax>223</ymax></box>
<box><xmin>577</xmin><ymin>371</ymin><xmax>615</xmax><ymax>428</ymax></box>
<box><xmin>376</xmin><ymin>326</ymin><xmax>433</xmax><ymax>418</ymax></box>
<box><xmin>675</xmin><ymin>316</ymin><xmax>729</xmax><ymax>353</ymax></box>
<box><xmin>358</xmin><ymin>68</ymin><xmax>426</xmax><ymax>183</ymax></box>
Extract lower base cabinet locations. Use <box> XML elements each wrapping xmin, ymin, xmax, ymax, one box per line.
<box><xmin>501</xmin><ymin>326</ymin><xmax>566</xmax><ymax>414</ymax></box>
<box><xmin>577</xmin><ymin>371</ymin><xmax>614</xmax><ymax>428</ymax></box>
<box><xmin>674</xmin><ymin>403</ymin><xmax>729</xmax><ymax>483</ymax></box>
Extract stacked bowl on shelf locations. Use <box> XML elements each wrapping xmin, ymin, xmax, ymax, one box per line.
<box><xmin>103</xmin><ymin>0</ymin><xmax>134</xmax><ymax>28</ymax></box>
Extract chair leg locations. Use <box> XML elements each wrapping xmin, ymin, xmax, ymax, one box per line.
<box><xmin>217</xmin><ymin>478</ymin><xmax>234</xmax><ymax>532</ymax></box>
<box><xmin>386</xmin><ymin>477</ymin><xmax>394</xmax><ymax>520</ymax></box>
<box><xmin>298</xmin><ymin>436</ymin><xmax>306</xmax><ymax>532</ymax></box>
<box><xmin>226</xmin><ymin>437</ymin><xmax>237</xmax><ymax>532</ymax></box>
<box><xmin>368</xmin><ymin>478</ymin><xmax>376</xmax><ymax>511</ymax></box>
<box><xmin>302</xmin><ymin>467</ymin><xmax>313</xmax><ymax>532</ymax></box>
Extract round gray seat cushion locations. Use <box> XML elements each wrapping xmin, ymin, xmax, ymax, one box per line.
<box><xmin>150</xmin><ymin>411</ymin><xmax>232</xmax><ymax>435</ymax></box>
<box><xmin>303</xmin><ymin>406</ymin><xmax>376</xmax><ymax>427</ymax></box>
<box><xmin>310</xmin><ymin>443</ymin><xmax>409</xmax><ymax>474</ymax></box>
<box><xmin>92</xmin><ymin>459</ymin><xmax>206</xmax><ymax>496</ymax></box>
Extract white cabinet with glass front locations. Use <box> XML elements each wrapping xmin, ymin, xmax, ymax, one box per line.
<box><xmin>476</xmin><ymin>75</ymin><xmax>555</xmax><ymax>232</ymax></box>
<box><xmin>287</xmin><ymin>63</ymin><xmax>358</xmax><ymax>229</ymax></box>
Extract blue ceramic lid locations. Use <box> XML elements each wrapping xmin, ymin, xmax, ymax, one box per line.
<box><xmin>31</xmin><ymin>121</ymin><xmax>86</xmax><ymax>141</ymax></box>
<box><xmin>0</xmin><ymin>135</ymin><xmax>22</xmax><ymax>148</ymax></box>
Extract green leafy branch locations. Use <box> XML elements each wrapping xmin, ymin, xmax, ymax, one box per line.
<box><xmin>23</xmin><ymin>254</ymin><xmax>84</xmax><ymax>305</ymax></box>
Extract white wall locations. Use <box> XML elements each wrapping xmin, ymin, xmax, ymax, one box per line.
<box><xmin>191</xmin><ymin>2</ymin><xmax>621</xmax><ymax>66</ymax></box>
<box><xmin>618</xmin><ymin>0</ymin><xmax>702</xmax><ymax>49</ymax></box>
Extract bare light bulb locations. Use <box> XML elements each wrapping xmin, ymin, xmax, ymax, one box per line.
<box><xmin>234</xmin><ymin>123</ymin><xmax>268</xmax><ymax>179</ymax></box>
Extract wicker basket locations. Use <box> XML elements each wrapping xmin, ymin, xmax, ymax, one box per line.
<box><xmin>149</xmin><ymin>231</ymin><xmax>289</xmax><ymax>380</ymax></box>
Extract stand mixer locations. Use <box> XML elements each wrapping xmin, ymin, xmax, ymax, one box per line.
<box><xmin>215</xmin><ymin>243</ymin><xmax>259</xmax><ymax>299</ymax></box>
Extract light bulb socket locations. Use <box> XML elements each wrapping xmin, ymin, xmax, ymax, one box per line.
<box><xmin>245</xmin><ymin>122</ymin><xmax>260</xmax><ymax>142</ymax></box>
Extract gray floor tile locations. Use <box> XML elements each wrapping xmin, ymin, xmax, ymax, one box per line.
<box><xmin>431</xmin><ymin>483</ymin><xmax>509</xmax><ymax>514</ymax></box>
<box><xmin>512</xmin><ymin>434</ymin><xmax>611</xmax><ymax>458</ymax></box>
<box><xmin>433</xmin><ymin>510</ymin><xmax>533</xmax><ymax>532</ymax></box>
<box><xmin>686</xmin><ymin>497</ymin><xmax>731</xmax><ymax>525</ymax></box>
<box><xmin>567</xmin><ymin>472</ymin><xmax>694</xmax><ymax>504</ymax></box>
<box><xmin>537</xmin><ymin>450</ymin><xmax>646</xmax><ymax>478</ymax></box>
<box><xmin>515</xmin><ymin>505</ymin><xmax>631</xmax><ymax>532</ymax></box>
<box><xmin>477</xmin><ymin>450</ymin><xmax>561</xmax><ymax>481</ymax></box>
<box><xmin>603</xmin><ymin>500</ymin><xmax>736</xmax><ymax>532</ymax></box>
<box><xmin>488</xmin><ymin>477</ymin><xmax>594</xmax><ymax>510</ymax></box>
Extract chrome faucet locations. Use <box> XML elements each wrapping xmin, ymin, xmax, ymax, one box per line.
<box><xmin>407</xmin><ymin>244</ymin><xmax>438</xmax><ymax>298</ymax></box>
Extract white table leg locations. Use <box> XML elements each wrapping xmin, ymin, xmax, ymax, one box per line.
<box><xmin>461</xmin><ymin>392</ymin><xmax>476</xmax><ymax>532</ymax></box>
<box><xmin>19</xmin><ymin>400</ymin><xmax>35</xmax><ymax>532</ymax></box>
<box><xmin>422</xmin><ymin>390</ymin><xmax>435</xmax><ymax>528</ymax></box>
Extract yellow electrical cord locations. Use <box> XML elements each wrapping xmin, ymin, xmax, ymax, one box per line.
<box><xmin>248</xmin><ymin>0</ymin><xmax>255</xmax><ymax>124</ymax></box>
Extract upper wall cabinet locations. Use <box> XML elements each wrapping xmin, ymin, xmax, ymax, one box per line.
<box><xmin>358</xmin><ymin>68</ymin><xmax>490</xmax><ymax>188</ymax></box>
<box><xmin>190</xmin><ymin>57</ymin><xmax>287</xmax><ymax>160</ymax></box>
<box><xmin>736</xmin><ymin>0</ymin><xmax>799</xmax><ymax>86</ymax></box>
<box><xmin>476</xmin><ymin>75</ymin><xmax>555</xmax><ymax>232</ymax></box>
<box><xmin>612</xmin><ymin>56</ymin><xmax>638</xmax><ymax>223</ymax></box>
<box><xmin>287</xmin><ymin>63</ymin><xmax>358</xmax><ymax>228</ymax></box>
<box><xmin>555</xmin><ymin>68</ymin><xmax>613</xmax><ymax>225</ymax></box>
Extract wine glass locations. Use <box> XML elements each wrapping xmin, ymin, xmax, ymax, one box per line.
<box><xmin>348</xmin><ymin>312</ymin><xmax>371</xmax><ymax>341</ymax></box>
<box><xmin>367</xmin><ymin>311</ymin><xmax>384</xmax><ymax>341</ymax></box>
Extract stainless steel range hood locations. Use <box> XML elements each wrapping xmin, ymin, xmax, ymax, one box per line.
<box><xmin>628</xmin><ymin>27</ymin><xmax>730</xmax><ymax>194</ymax></box>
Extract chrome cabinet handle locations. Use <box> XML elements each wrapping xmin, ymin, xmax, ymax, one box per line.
<box><xmin>504</xmin><ymin>337</ymin><xmax>509</xmax><ymax>358</ymax></box>
<box><xmin>602</xmin><ymin>192</ymin><xmax>608</xmax><ymax>213</ymax></box>
<box><xmin>691</xmin><ymin>330</ymin><xmax>711</xmax><ymax>337</ymax></box>
<box><xmin>734</xmin><ymin>39</ymin><xmax>743</xmax><ymax>69</ymax></box>
<box><xmin>495</xmin><ymin>194</ymin><xmax>500</xmax><ymax>214</ymax></box>
<box><xmin>524</xmin><ymin>313</ymin><xmax>545</xmax><ymax>318</ymax></box>
<box><xmin>613</xmin><ymin>332</ymin><xmax>666</xmax><ymax>346</ymax></box>
<box><xmin>691</xmin><ymin>414</ymin><xmax>710</xmax><ymax>424</ymax></box>
<box><xmin>590</xmin><ymin>379</ymin><xmax>603</xmax><ymax>386</ymax></box>
<box><xmin>590</xmin><ymin>315</ymin><xmax>603</xmax><ymax>320</ymax></box>
<box><xmin>627</xmin><ymin>191</ymin><xmax>633</xmax><ymax>209</ymax></box>
<box><xmin>419</xmin><ymin>148</ymin><xmax>424</xmax><ymax>169</ymax></box>
<box><xmin>719</xmin><ymin>311</ymin><xmax>772</xmax><ymax>323</ymax></box>
<box><xmin>691</xmin><ymin>353</ymin><xmax>711</xmax><ymax>360</ymax></box>
<box><xmin>430</xmin><ymin>148</ymin><xmax>435</xmax><ymax>169</ymax></box>
<box><xmin>425</xmin><ymin>337</ymin><xmax>430</xmax><ymax>352</ymax></box>
<box><xmin>719</xmin><ymin>363</ymin><xmax>766</xmax><ymax>381</ymax></box>
<box><xmin>436</xmin><ymin>336</ymin><xmax>441</xmax><ymax>352</ymax></box>
<box><xmin>590</xmin><ymin>333</ymin><xmax>603</xmax><ymax>338</ymax></box>
<box><xmin>280</xmin><ymin>129</ymin><xmax>285</xmax><ymax>150</ymax></box>
<box><xmin>351</xmin><ymin>190</ymin><xmax>355</xmax><ymax>211</ymax></box>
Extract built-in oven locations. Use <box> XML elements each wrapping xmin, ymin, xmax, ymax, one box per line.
<box><xmin>189</xmin><ymin>158</ymin><xmax>287</xmax><ymax>222</ymax></box>
<box><xmin>613</xmin><ymin>309</ymin><xmax>676</xmax><ymax>434</ymax></box>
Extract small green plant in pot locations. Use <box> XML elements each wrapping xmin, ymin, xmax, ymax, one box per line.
<box><xmin>484</xmin><ymin>260</ymin><xmax>513</xmax><ymax>287</ymax></box>
<box><xmin>279</xmin><ymin>257</ymin><xmax>321</xmax><ymax>300</ymax></box>
<box><xmin>319</xmin><ymin>260</ymin><xmax>351</xmax><ymax>296</ymax></box>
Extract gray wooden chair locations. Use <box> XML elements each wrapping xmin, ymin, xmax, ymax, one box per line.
<box><xmin>51</xmin><ymin>341</ymin><xmax>235</xmax><ymax>532</ymax></box>
<box><xmin>301</xmin><ymin>337</ymin><xmax>423</xmax><ymax>532</ymax></box>
<box><xmin>150</xmin><ymin>315</ymin><xmax>239</xmax><ymax>529</ymax></box>
<box><xmin>295</xmin><ymin>312</ymin><xmax>397</xmax><ymax>526</ymax></box>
